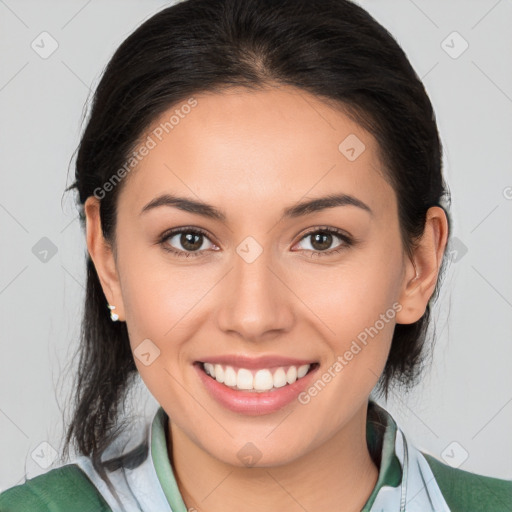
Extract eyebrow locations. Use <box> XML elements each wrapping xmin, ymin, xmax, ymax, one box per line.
<box><xmin>140</xmin><ymin>192</ymin><xmax>373</xmax><ymax>221</ymax></box>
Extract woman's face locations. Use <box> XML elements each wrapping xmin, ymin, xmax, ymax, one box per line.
<box><xmin>87</xmin><ymin>85</ymin><xmax>432</xmax><ymax>467</ymax></box>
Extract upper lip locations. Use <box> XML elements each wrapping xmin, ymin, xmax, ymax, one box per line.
<box><xmin>197</xmin><ymin>354</ymin><xmax>318</xmax><ymax>370</ymax></box>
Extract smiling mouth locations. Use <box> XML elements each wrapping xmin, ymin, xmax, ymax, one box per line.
<box><xmin>195</xmin><ymin>361</ymin><xmax>319</xmax><ymax>392</ymax></box>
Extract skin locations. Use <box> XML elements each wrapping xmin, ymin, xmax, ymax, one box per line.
<box><xmin>85</xmin><ymin>85</ymin><xmax>448</xmax><ymax>512</ymax></box>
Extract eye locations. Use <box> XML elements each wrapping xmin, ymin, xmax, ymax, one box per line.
<box><xmin>294</xmin><ymin>227</ymin><xmax>354</xmax><ymax>258</ymax></box>
<box><xmin>159</xmin><ymin>227</ymin><xmax>217</xmax><ymax>258</ymax></box>
<box><xmin>158</xmin><ymin>225</ymin><xmax>355</xmax><ymax>259</ymax></box>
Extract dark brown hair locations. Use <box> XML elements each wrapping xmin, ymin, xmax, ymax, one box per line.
<box><xmin>61</xmin><ymin>0</ymin><xmax>451</xmax><ymax>499</ymax></box>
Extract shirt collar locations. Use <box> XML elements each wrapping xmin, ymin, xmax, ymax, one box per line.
<box><xmin>362</xmin><ymin>400</ymin><xmax>403</xmax><ymax>510</ymax></box>
<box><xmin>150</xmin><ymin>400</ymin><xmax>404</xmax><ymax>512</ymax></box>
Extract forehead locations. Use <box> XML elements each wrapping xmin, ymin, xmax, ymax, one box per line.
<box><xmin>117</xmin><ymin>86</ymin><xmax>394</xmax><ymax>220</ymax></box>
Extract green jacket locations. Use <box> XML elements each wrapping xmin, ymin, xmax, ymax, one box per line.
<box><xmin>1</xmin><ymin>402</ymin><xmax>511</xmax><ymax>511</ymax></box>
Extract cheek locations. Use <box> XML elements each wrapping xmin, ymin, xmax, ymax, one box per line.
<box><xmin>296</xmin><ymin>248</ymin><xmax>403</xmax><ymax>335</ymax></box>
<box><xmin>118</xmin><ymin>251</ymin><xmax>219</xmax><ymax>394</ymax></box>
<box><xmin>295</xmin><ymin>242</ymin><xmax>403</xmax><ymax>379</ymax></box>
<box><xmin>116</xmin><ymin>240</ymin><xmax>198</xmax><ymax>338</ymax></box>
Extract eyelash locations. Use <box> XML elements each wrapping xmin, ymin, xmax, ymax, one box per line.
<box><xmin>158</xmin><ymin>226</ymin><xmax>355</xmax><ymax>259</ymax></box>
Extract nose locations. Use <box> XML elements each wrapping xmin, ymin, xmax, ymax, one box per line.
<box><xmin>215</xmin><ymin>245</ymin><xmax>295</xmax><ymax>342</ymax></box>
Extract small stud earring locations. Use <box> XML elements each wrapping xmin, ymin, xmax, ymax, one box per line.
<box><xmin>107</xmin><ymin>304</ymin><xmax>119</xmax><ymax>322</ymax></box>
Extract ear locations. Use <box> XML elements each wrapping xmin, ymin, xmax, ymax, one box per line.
<box><xmin>395</xmin><ymin>206</ymin><xmax>449</xmax><ymax>324</ymax></box>
<box><xmin>84</xmin><ymin>196</ymin><xmax>125</xmax><ymax>322</ymax></box>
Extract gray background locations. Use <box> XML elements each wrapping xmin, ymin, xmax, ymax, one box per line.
<box><xmin>1</xmin><ymin>0</ymin><xmax>511</xmax><ymax>492</ymax></box>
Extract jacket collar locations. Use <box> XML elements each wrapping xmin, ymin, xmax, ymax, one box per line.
<box><xmin>150</xmin><ymin>400</ymin><xmax>423</xmax><ymax>512</ymax></box>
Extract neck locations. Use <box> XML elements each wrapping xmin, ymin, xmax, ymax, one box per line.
<box><xmin>168</xmin><ymin>401</ymin><xmax>380</xmax><ymax>512</ymax></box>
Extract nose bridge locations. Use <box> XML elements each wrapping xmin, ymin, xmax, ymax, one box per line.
<box><xmin>235</xmin><ymin>242</ymin><xmax>275</xmax><ymax>296</ymax></box>
<box><xmin>216</xmin><ymin>238</ymin><xmax>293</xmax><ymax>339</ymax></box>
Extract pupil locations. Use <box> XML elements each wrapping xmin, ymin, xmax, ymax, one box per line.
<box><xmin>312</xmin><ymin>232</ymin><xmax>332</xmax><ymax>251</ymax></box>
<box><xmin>182</xmin><ymin>233</ymin><xmax>202</xmax><ymax>251</ymax></box>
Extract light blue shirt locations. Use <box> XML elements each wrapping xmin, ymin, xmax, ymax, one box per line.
<box><xmin>73</xmin><ymin>401</ymin><xmax>451</xmax><ymax>511</ymax></box>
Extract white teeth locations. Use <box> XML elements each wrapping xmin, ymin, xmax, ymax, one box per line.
<box><xmin>237</xmin><ymin>368</ymin><xmax>253</xmax><ymax>390</ymax></box>
<box><xmin>214</xmin><ymin>364</ymin><xmax>224</xmax><ymax>383</ymax></box>
<box><xmin>286</xmin><ymin>366</ymin><xmax>297</xmax><ymax>384</ymax></box>
<box><xmin>253</xmin><ymin>369</ymin><xmax>274</xmax><ymax>391</ymax></box>
<box><xmin>224</xmin><ymin>366</ymin><xmax>237</xmax><ymax>387</ymax></box>
<box><xmin>272</xmin><ymin>367</ymin><xmax>287</xmax><ymax>388</ymax></box>
<box><xmin>202</xmin><ymin>362</ymin><xmax>312</xmax><ymax>391</ymax></box>
<box><xmin>297</xmin><ymin>364</ymin><xmax>309</xmax><ymax>378</ymax></box>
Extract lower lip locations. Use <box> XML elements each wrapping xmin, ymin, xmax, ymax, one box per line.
<box><xmin>194</xmin><ymin>362</ymin><xmax>319</xmax><ymax>415</ymax></box>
